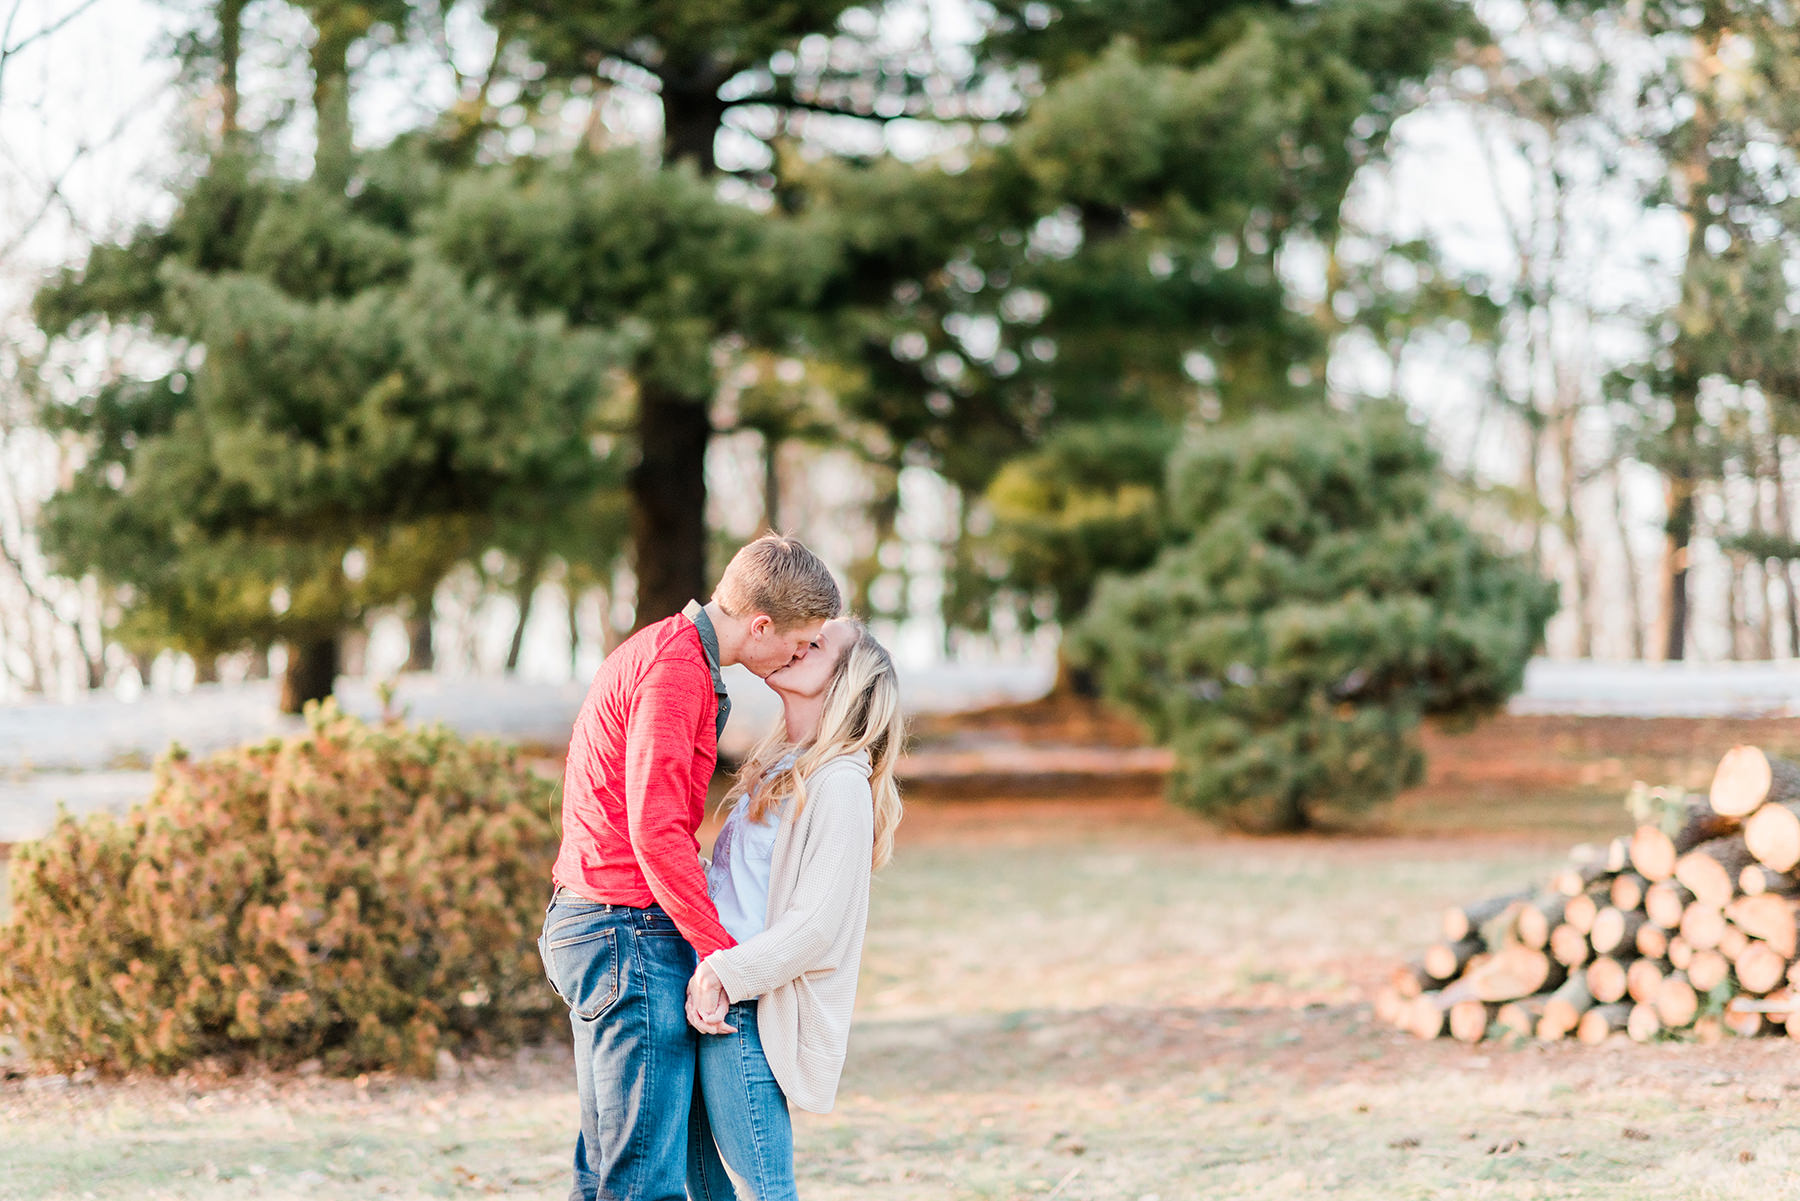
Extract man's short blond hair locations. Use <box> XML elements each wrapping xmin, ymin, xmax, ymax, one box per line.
<box><xmin>715</xmin><ymin>534</ymin><xmax>842</xmax><ymax>629</ymax></box>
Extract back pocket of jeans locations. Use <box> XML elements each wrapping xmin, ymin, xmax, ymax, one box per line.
<box><xmin>543</xmin><ymin>926</ymin><xmax>622</xmax><ymax>1021</ymax></box>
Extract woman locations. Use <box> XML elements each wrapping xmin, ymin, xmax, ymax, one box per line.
<box><xmin>683</xmin><ymin>618</ymin><xmax>904</xmax><ymax>1201</ymax></box>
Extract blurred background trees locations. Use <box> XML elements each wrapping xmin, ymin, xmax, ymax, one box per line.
<box><xmin>9</xmin><ymin>0</ymin><xmax>1800</xmax><ymax>821</ymax></box>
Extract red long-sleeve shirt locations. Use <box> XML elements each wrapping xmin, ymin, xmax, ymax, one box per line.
<box><xmin>553</xmin><ymin>612</ymin><xmax>736</xmax><ymax>958</ymax></box>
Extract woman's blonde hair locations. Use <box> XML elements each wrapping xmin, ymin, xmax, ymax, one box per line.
<box><xmin>724</xmin><ymin>620</ymin><xmax>905</xmax><ymax>870</ymax></box>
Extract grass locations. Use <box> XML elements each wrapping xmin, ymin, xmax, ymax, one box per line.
<box><xmin>8</xmin><ymin>794</ymin><xmax>1800</xmax><ymax>1200</ymax></box>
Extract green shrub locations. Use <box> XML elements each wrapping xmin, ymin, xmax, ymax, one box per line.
<box><xmin>1070</xmin><ymin>402</ymin><xmax>1557</xmax><ymax>831</ymax></box>
<box><xmin>0</xmin><ymin>701</ymin><xmax>560</xmax><ymax>1076</ymax></box>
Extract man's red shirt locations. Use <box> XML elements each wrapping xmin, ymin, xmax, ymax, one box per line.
<box><xmin>553</xmin><ymin>612</ymin><xmax>736</xmax><ymax>958</ymax></box>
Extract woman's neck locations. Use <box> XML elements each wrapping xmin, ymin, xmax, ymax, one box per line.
<box><xmin>783</xmin><ymin>693</ymin><xmax>824</xmax><ymax>745</ymax></box>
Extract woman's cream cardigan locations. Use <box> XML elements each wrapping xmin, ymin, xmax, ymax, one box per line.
<box><xmin>703</xmin><ymin>751</ymin><xmax>873</xmax><ymax>1114</ymax></box>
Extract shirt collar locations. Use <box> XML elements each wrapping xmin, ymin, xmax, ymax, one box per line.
<box><xmin>682</xmin><ymin>599</ymin><xmax>728</xmax><ymax>698</ymax></box>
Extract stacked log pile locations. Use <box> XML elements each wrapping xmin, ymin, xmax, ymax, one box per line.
<box><xmin>1376</xmin><ymin>745</ymin><xmax>1800</xmax><ymax>1043</ymax></box>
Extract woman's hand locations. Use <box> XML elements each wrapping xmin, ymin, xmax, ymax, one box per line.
<box><xmin>686</xmin><ymin>960</ymin><xmax>737</xmax><ymax>1035</ymax></box>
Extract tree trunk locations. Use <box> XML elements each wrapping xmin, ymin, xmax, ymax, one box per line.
<box><xmin>1608</xmin><ymin>464</ymin><xmax>1647</xmax><ymax>659</ymax></box>
<box><xmin>505</xmin><ymin>554</ymin><xmax>543</xmax><ymax>674</ymax></box>
<box><xmin>307</xmin><ymin>15</ymin><xmax>358</xmax><ymax>195</ymax></box>
<box><xmin>762</xmin><ymin>431</ymin><xmax>782</xmax><ymax>534</ymax></box>
<box><xmin>279</xmin><ymin>636</ymin><xmax>339</xmax><ymax>714</ymax></box>
<box><xmin>1553</xmin><ymin>407</ymin><xmax>1594</xmax><ymax>657</ymax></box>
<box><xmin>403</xmin><ymin>588</ymin><xmax>436</xmax><ymax>672</ymax></box>
<box><xmin>340</xmin><ymin>626</ymin><xmax>368</xmax><ymax>677</ymax></box>
<box><xmin>193</xmin><ymin>653</ymin><xmax>219</xmax><ymax>685</ymax></box>
<box><xmin>219</xmin><ymin>0</ymin><xmax>245</xmax><ymax>139</ymax></box>
<box><xmin>1769</xmin><ymin>435</ymin><xmax>1800</xmax><ymax>656</ymax></box>
<box><xmin>631</xmin><ymin>383</ymin><xmax>711</xmax><ymax>630</ymax></box>
<box><xmin>620</xmin><ymin>71</ymin><xmax>729</xmax><ymax>633</ymax></box>
<box><xmin>567</xmin><ymin>584</ymin><xmax>583</xmax><ymax>678</ymax></box>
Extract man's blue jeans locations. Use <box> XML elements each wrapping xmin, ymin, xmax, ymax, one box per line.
<box><xmin>539</xmin><ymin>891</ymin><xmax>698</xmax><ymax>1201</ymax></box>
<box><xmin>686</xmin><ymin>1000</ymin><xmax>797</xmax><ymax>1201</ymax></box>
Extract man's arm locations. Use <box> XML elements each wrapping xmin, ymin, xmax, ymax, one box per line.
<box><xmin>623</xmin><ymin>654</ymin><xmax>736</xmax><ymax>958</ymax></box>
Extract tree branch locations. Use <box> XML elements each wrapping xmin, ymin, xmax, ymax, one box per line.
<box><xmin>0</xmin><ymin>0</ymin><xmax>101</xmax><ymax>98</ymax></box>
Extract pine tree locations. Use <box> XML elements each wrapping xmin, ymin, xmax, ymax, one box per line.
<box><xmin>1071</xmin><ymin>403</ymin><xmax>1556</xmax><ymax>831</ymax></box>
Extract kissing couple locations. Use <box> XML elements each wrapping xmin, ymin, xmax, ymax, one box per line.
<box><xmin>539</xmin><ymin>534</ymin><xmax>904</xmax><ymax>1200</ymax></box>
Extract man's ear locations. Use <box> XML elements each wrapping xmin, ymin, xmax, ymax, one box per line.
<box><xmin>749</xmin><ymin>614</ymin><xmax>773</xmax><ymax>637</ymax></box>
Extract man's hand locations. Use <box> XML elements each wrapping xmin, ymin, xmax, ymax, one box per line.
<box><xmin>686</xmin><ymin>960</ymin><xmax>736</xmax><ymax>1034</ymax></box>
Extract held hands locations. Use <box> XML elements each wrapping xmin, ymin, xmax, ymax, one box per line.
<box><xmin>686</xmin><ymin>960</ymin><xmax>737</xmax><ymax>1035</ymax></box>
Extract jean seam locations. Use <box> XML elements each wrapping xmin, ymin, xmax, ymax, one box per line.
<box><xmin>689</xmin><ymin>1070</ymin><xmax>718</xmax><ymax>1201</ymax></box>
<box><xmin>738</xmin><ymin>1010</ymin><xmax>775</xmax><ymax>1197</ymax></box>
<box><xmin>626</xmin><ymin>925</ymin><xmax>649</xmax><ymax>1200</ymax></box>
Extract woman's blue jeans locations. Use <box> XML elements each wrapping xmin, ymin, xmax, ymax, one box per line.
<box><xmin>686</xmin><ymin>1000</ymin><xmax>797</xmax><ymax>1201</ymax></box>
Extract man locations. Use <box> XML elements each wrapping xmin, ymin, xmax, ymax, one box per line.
<box><xmin>541</xmin><ymin>534</ymin><xmax>842</xmax><ymax>1201</ymax></box>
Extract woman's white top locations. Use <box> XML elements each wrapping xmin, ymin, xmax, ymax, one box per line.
<box><xmin>705</xmin><ymin>751</ymin><xmax>876</xmax><ymax>1114</ymax></box>
<box><xmin>706</xmin><ymin>752</ymin><xmax>795</xmax><ymax>944</ymax></box>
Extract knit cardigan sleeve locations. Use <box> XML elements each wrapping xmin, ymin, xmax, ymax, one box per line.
<box><xmin>703</xmin><ymin>760</ymin><xmax>874</xmax><ymax>1003</ymax></box>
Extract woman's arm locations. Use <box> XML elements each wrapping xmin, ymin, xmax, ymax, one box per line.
<box><xmin>702</xmin><ymin>765</ymin><xmax>874</xmax><ymax>1004</ymax></box>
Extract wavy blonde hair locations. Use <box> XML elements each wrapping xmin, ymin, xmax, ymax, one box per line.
<box><xmin>723</xmin><ymin>621</ymin><xmax>905</xmax><ymax>870</ymax></box>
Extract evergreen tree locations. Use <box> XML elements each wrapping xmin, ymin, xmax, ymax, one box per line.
<box><xmin>1071</xmin><ymin>404</ymin><xmax>1556</xmax><ymax>831</ymax></box>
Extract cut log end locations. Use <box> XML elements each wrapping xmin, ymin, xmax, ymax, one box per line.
<box><xmin>1675</xmin><ymin>836</ymin><xmax>1755</xmax><ymax>911</ymax></box>
<box><xmin>1744</xmin><ymin>802</ymin><xmax>1800</xmax><ymax>875</ymax></box>
<box><xmin>1576</xmin><ymin>1002</ymin><xmax>1631</xmax><ymax>1044</ymax></box>
<box><xmin>1586</xmin><ymin>957</ymin><xmax>1630</xmax><ymax>1004</ymax></box>
<box><xmin>1711</xmin><ymin>745</ymin><xmax>1774</xmax><ymax>818</ymax></box>
<box><xmin>1736</xmin><ymin>943</ymin><xmax>1787</xmax><ymax>995</ymax></box>
<box><xmin>1653</xmin><ymin>972</ymin><xmax>1699</xmax><ymax>1029</ymax></box>
<box><xmin>1449</xmin><ymin>1000</ymin><xmax>1495</xmax><ymax>1044</ymax></box>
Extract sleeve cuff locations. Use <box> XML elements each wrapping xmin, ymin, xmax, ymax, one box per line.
<box><xmin>704</xmin><ymin>949</ymin><xmax>757</xmax><ymax>1004</ymax></box>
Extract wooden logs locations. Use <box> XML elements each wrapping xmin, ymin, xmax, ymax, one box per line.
<box><xmin>1744</xmin><ymin>801</ymin><xmax>1800</xmax><ymax>874</ymax></box>
<box><xmin>1549</xmin><ymin>923</ymin><xmax>1592</xmax><ymax>968</ymax></box>
<box><xmin>1540</xmin><ymin>973</ymin><xmax>1596</xmax><ymax>1038</ymax></box>
<box><xmin>1739</xmin><ymin>865</ymin><xmax>1797</xmax><ymax>896</ymax></box>
<box><xmin>1385</xmin><ymin>765</ymin><xmax>1800</xmax><ymax>1044</ymax></box>
<box><xmin>1590</xmin><ymin>907</ymin><xmax>1645</xmax><ymax>957</ymax></box>
<box><xmin>1686</xmin><ymin>948</ymin><xmax>1730</xmax><ymax>993</ymax></box>
<box><xmin>1515</xmin><ymin>893</ymin><xmax>1567</xmax><ymax>949</ymax></box>
<box><xmin>1722</xmin><ymin>997</ymin><xmax>1766</xmax><ymax>1038</ymax></box>
<box><xmin>1390</xmin><ymin>961</ymin><xmax>1429</xmax><ymax>999</ymax></box>
<box><xmin>1552</xmin><ymin>855</ymin><xmax>1612</xmax><ymax>898</ymax></box>
<box><xmin>1736</xmin><ymin>943</ymin><xmax>1787</xmax><ymax>995</ymax></box>
<box><xmin>1449</xmin><ymin>999</ymin><xmax>1497</xmax><ymax>1043</ymax></box>
<box><xmin>1710</xmin><ymin>746</ymin><xmax>1800</xmax><ymax>818</ymax></box>
<box><xmin>1644</xmin><ymin>881</ymin><xmax>1693</xmax><ymax>930</ymax></box>
<box><xmin>1725</xmin><ymin>895</ymin><xmax>1799</xmax><ymax>958</ymax></box>
<box><xmin>1626</xmin><ymin>958</ymin><xmax>1667</xmax><ymax>1004</ymax></box>
<box><xmin>1576</xmin><ymin>1002</ymin><xmax>1631</xmax><ymax>1044</ymax></box>
<box><xmin>1465</xmin><ymin>945</ymin><xmax>1564</xmax><ymax>1003</ymax></box>
<box><xmin>1494</xmin><ymin>996</ymin><xmax>1550</xmax><ymax>1039</ymax></box>
<box><xmin>1631</xmin><ymin>796</ymin><xmax>1737</xmax><ymax>882</ymax></box>
<box><xmin>1610</xmin><ymin>872</ymin><xmax>1649</xmax><ymax>911</ymax></box>
<box><xmin>1564</xmin><ymin>892</ymin><xmax>1602</xmax><ymax>935</ymax></box>
<box><xmin>1586</xmin><ymin>957</ymin><xmax>1631</xmax><ymax>1004</ymax></box>
<box><xmin>1442</xmin><ymin>890</ymin><xmax>1531</xmax><ymax>944</ymax></box>
<box><xmin>1678</xmin><ymin>904</ymin><xmax>1727</xmax><ymax>952</ymax></box>
<box><xmin>1424</xmin><ymin>938</ymin><xmax>1483</xmax><ymax>982</ymax></box>
<box><xmin>1653</xmin><ymin>972</ymin><xmax>1699</xmax><ymax>1028</ymax></box>
<box><xmin>1675</xmin><ymin>836</ymin><xmax>1756</xmax><ymax>910</ymax></box>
